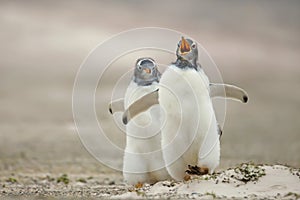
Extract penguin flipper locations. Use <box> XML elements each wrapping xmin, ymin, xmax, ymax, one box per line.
<box><xmin>122</xmin><ymin>89</ymin><xmax>159</xmax><ymax>125</ymax></box>
<box><xmin>108</xmin><ymin>98</ymin><xmax>125</xmax><ymax>114</ymax></box>
<box><xmin>209</xmin><ymin>83</ymin><xmax>249</xmax><ymax>103</ymax></box>
<box><xmin>217</xmin><ymin>123</ymin><xmax>223</xmax><ymax>139</ymax></box>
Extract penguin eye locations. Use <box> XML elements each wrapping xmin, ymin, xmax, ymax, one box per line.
<box><xmin>137</xmin><ymin>65</ymin><xmax>142</xmax><ymax>70</ymax></box>
<box><xmin>191</xmin><ymin>43</ymin><xmax>196</xmax><ymax>49</ymax></box>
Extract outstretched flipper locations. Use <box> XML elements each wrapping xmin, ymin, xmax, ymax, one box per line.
<box><xmin>210</xmin><ymin>83</ymin><xmax>248</xmax><ymax>103</ymax></box>
<box><xmin>108</xmin><ymin>98</ymin><xmax>125</xmax><ymax>114</ymax></box>
<box><xmin>122</xmin><ymin>89</ymin><xmax>159</xmax><ymax>125</ymax></box>
<box><xmin>121</xmin><ymin>83</ymin><xmax>248</xmax><ymax>124</ymax></box>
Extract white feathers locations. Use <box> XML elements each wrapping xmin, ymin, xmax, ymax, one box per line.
<box><xmin>159</xmin><ymin>65</ymin><xmax>219</xmax><ymax>180</ymax></box>
<box><xmin>123</xmin><ymin>81</ymin><xmax>170</xmax><ymax>185</ymax></box>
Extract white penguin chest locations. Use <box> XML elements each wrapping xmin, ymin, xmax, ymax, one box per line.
<box><xmin>124</xmin><ymin>81</ymin><xmax>160</xmax><ymax>138</ymax></box>
<box><xmin>159</xmin><ymin>65</ymin><xmax>216</xmax><ymax>158</ymax></box>
<box><xmin>159</xmin><ymin>65</ymin><xmax>211</xmax><ymax>112</ymax></box>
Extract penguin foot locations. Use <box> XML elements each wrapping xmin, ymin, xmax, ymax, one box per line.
<box><xmin>183</xmin><ymin>174</ymin><xmax>191</xmax><ymax>181</ymax></box>
<box><xmin>186</xmin><ymin>165</ymin><xmax>209</xmax><ymax>175</ymax></box>
<box><xmin>134</xmin><ymin>182</ymin><xmax>143</xmax><ymax>188</ymax></box>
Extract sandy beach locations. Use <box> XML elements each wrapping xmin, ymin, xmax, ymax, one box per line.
<box><xmin>1</xmin><ymin>163</ymin><xmax>299</xmax><ymax>199</ymax></box>
<box><xmin>116</xmin><ymin>164</ymin><xmax>300</xmax><ymax>199</ymax></box>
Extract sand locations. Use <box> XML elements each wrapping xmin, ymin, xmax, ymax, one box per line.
<box><xmin>115</xmin><ymin>164</ymin><xmax>300</xmax><ymax>199</ymax></box>
<box><xmin>1</xmin><ymin>163</ymin><xmax>299</xmax><ymax>199</ymax></box>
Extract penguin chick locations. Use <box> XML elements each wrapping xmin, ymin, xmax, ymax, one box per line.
<box><xmin>122</xmin><ymin>57</ymin><xmax>170</xmax><ymax>185</ymax></box>
<box><xmin>158</xmin><ymin>37</ymin><xmax>220</xmax><ymax>181</ymax></box>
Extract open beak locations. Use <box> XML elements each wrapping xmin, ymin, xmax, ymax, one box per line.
<box><xmin>143</xmin><ymin>68</ymin><xmax>151</xmax><ymax>74</ymax></box>
<box><xmin>180</xmin><ymin>37</ymin><xmax>191</xmax><ymax>55</ymax></box>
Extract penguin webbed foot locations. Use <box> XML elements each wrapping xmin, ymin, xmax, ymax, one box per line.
<box><xmin>185</xmin><ymin>165</ymin><xmax>209</xmax><ymax>176</ymax></box>
<box><xmin>134</xmin><ymin>182</ymin><xmax>144</xmax><ymax>189</ymax></box>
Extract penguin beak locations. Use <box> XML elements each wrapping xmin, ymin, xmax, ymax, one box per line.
<box><xmin>143</xmin><ymin>68</ymin><xmax>151</xmax><ymax>74</ymax></box>
<box><xmin>180</xmin><ymin>37</ymin><xmax>191</xmax><ymax>55</ymax></box>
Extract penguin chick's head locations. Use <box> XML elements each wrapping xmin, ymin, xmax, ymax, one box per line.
<box><xmin>176</xmin><ymin>37</ymin><xmax>198</xmax><ymax>66</ymax></box>
<box><xmin>133</xmin><ymin>57</ymin><xmax>161</xmax><ymax>86</ymax></box>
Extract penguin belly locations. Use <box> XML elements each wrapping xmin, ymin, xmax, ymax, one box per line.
<box><xmin>123</xmin><ymin>82</ymin><xmax>170</xmax><ymax>185</ymax></box>
<box><xmin>159</xmin><ymin>65</ymin><xmax>220</xmax><ymax>181</ymax></box>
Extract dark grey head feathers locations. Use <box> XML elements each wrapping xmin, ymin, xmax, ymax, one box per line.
<box><xmin>133</xmin><ymin>57</ymin><xmax>161</xmax><ymax>86</ymax></box>
<box><xmin>174</xmin><ymin>37</ymin><xmax>199</xmax><ymax>70</ymax></box>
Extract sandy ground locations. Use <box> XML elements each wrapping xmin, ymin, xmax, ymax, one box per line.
<box><xmin>0</xmin><ymin>164</ymin><xmax>299</xmax><ymax>199</ymax></box>
<box><xmin>1</xmin><ymin>0</ymin><xmax>300</xmax><ymax>199</ymax></box>
<box><xmin>115</xmin><ymin>164</ymin><xmax>300</xmax><ymax>199</ymax></box>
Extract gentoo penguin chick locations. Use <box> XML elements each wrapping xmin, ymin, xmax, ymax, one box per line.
<box><xmin>158</xmin><ymin>37</ymin><xmax>221</xmax><ymax>181</ymax></box>
<box><xmin>122</xmin><ymin>57</ymin><xmax>170</xmax><ymax>185</ymax></box>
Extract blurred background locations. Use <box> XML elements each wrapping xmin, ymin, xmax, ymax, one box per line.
<box><xmin>0</xmin><ymin>0</ymin><xmax>299</xmax><ymax>176</ymax></box>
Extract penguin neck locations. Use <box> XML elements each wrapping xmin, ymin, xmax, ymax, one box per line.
<box><xmin>173</xmin><ymin>58</ymin><xmax>199</xmax><ymax>71</ymax></box>
<box><xmin>133</xmin><ymin>76</ymin><xmax>159</xmax><ymax>86</ymax></box>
